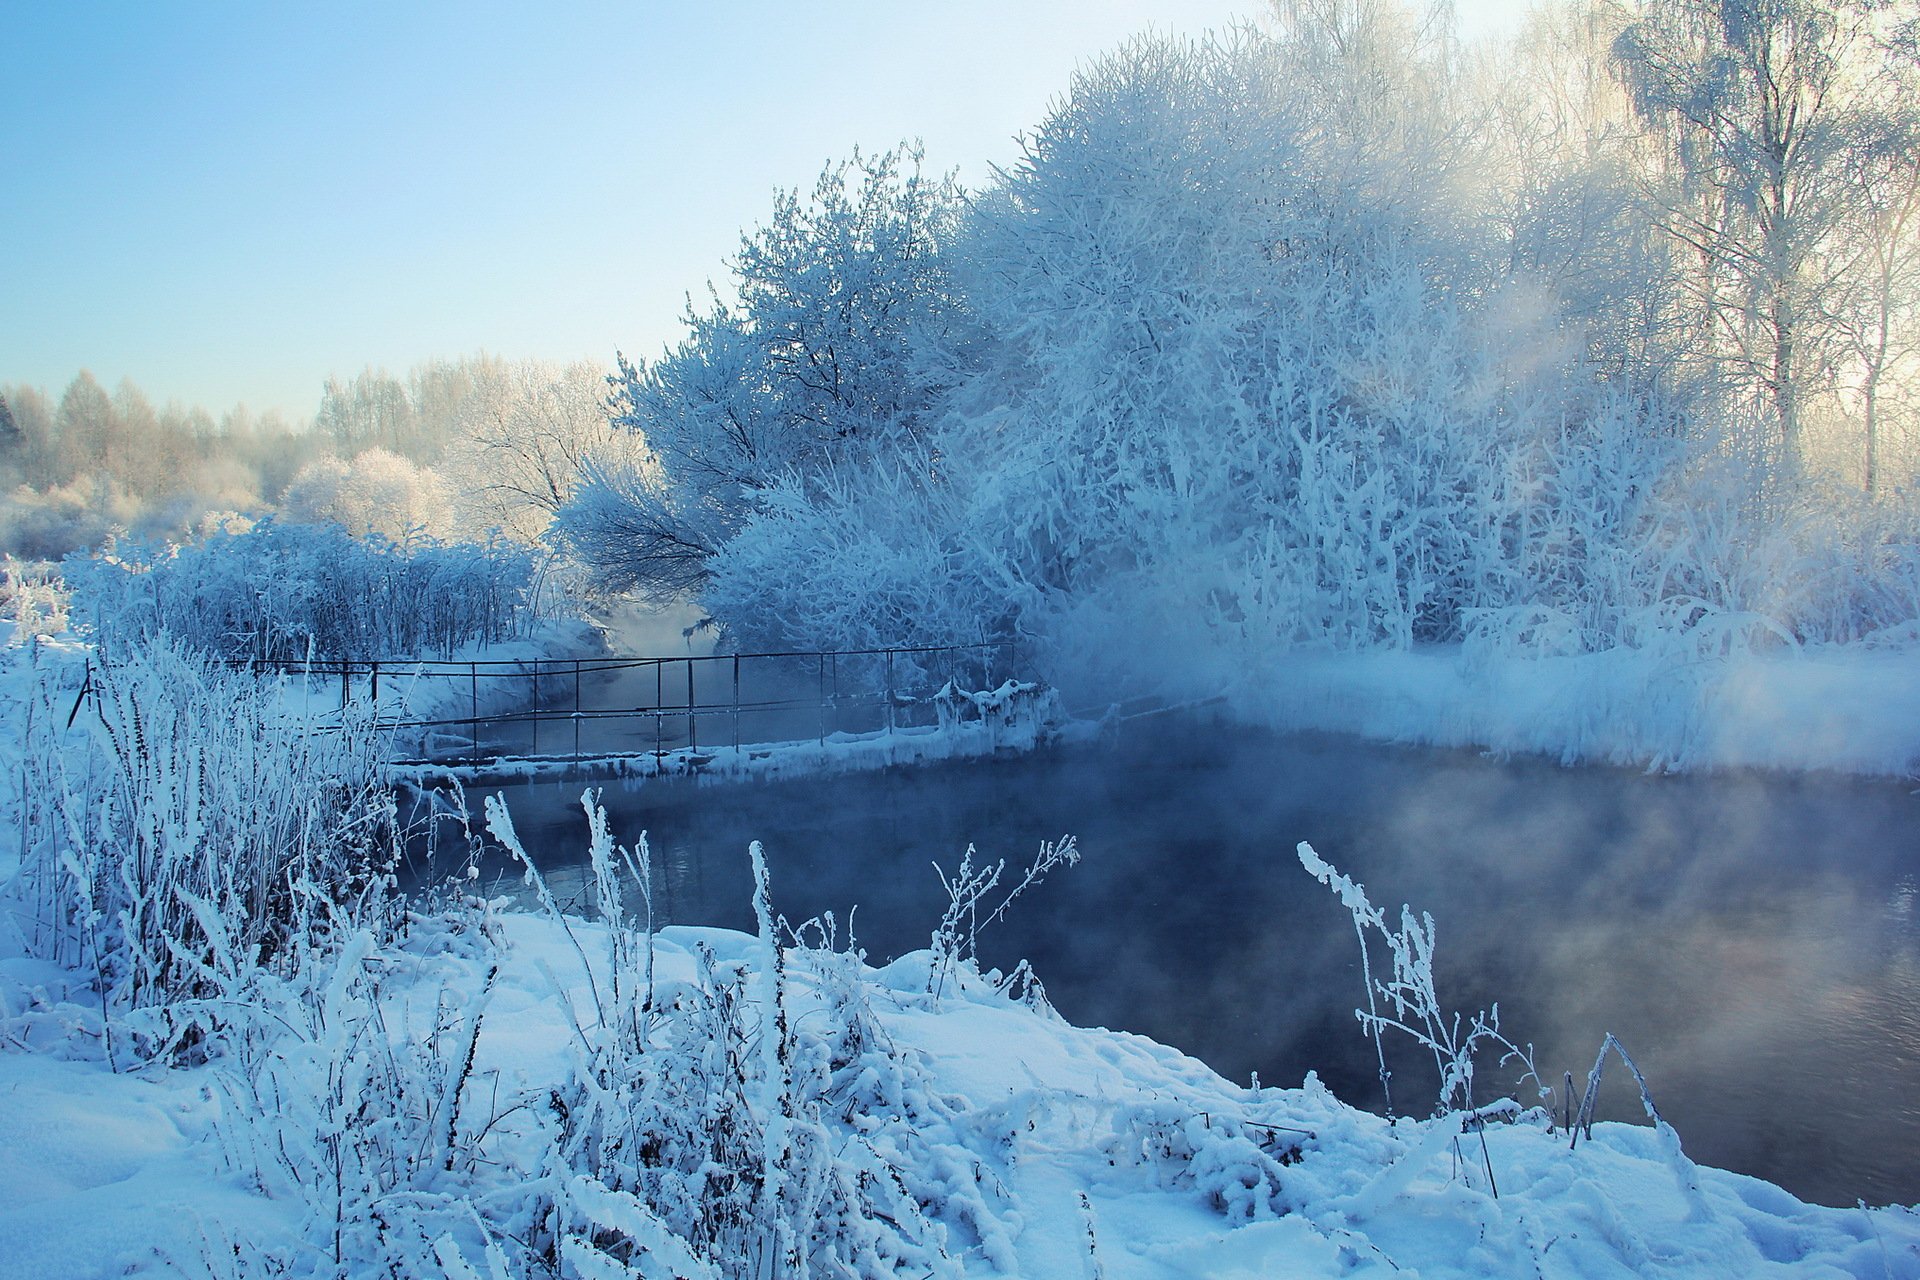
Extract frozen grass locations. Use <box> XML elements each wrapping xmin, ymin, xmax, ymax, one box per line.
<box><xmin>2</xmin><ymin>631</ymin><xmax>1918</xmax><ymax>1276</ymax></box>
<box><xmin>5</xmin><ymin>800</ymin><xmax>1919</xmax><ymax>1277</ymax></box>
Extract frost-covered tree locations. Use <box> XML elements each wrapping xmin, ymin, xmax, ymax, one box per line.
<box><xmin>587</xmin><ymin>2</ymin><xmax>1920</xmax><ymax>677</ymax></box>
<box><xmin>557</xmin><ymin>144</ymin><xmax>974</xmax><ymax>600</ymax></box>
<box><xmin>1828</xmin><ymin>41</ymin><xmax>1920</xmax><ymax>491</ymax></box>
<box><xmin>1612</xmin><ymin>0</ymin><xmax>1920</xmax><ymax>467</ymax></box>
<box><xmin>0</xmin><ymin>393</ymin><xmax>21</xmax><ymax>487</ymax></box>
<box><xmin>947</xmin><ymin>28</ymin><xmax>1674</xmax><ymax>660</ymax></box>
<box><xmin>699</xmin><ymin>24</ymin><xmax>1683</xmax><ymax>673</ymax></box>
<box><xmin>315</xmin><ymin>368</ymin><xmax>416</xmax><ymax>457</ymax></box>
<box><xmin>281</xmin><ymin>448</ymin><xmax>452</xmax><ymax>542</ymax></box>
<box><xmin>438</xmin><ymin>359</ymin><xmax>642</xmax><ymax>544</ymax></box>
<box><xmin>1476</xmin><ymin>1</ymin><xmax>1687</xmax><ymax>386</ymax></box>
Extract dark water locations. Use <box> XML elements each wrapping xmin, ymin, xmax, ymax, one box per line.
<box><xmin>412</xmin><ymin>713</ymin><xmax>1920</xmax><ymax>1208</ymax></box>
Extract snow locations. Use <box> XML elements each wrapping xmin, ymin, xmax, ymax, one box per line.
<box><xmin>6</xmin><ymin>623</ymin><xmax>1920</xmax><ymax>1276</ymax></box>
<box><xmin>0</xmin><ymin>904</ymin><xmax>1915</xmax><ymax>1277</ymax></box>
<box><xmin>1179</xmin><ymin>642</ymin><xmax>1920</xmax><ymax>777</ymax></box>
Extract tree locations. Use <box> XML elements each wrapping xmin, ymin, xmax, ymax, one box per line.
<box><xmin>560</xmin><ymin>143</ymin><xmax>972</xmax><ymax>600</ymax></box>
<box><xmin>315</xmin><ymin>369</ymin><xmax>415</xmax><ymax>457</ymax></box>
<box><xmin>438</xmin><ymin>359</ymin><xmax>643</xmax><ymax>544</ymax></box>
<box><xmin>55</xmin><ymin>370</ymin><xmax>115</xmax><ymax>483</ymax></box>
<box><xmin>1825</xmin><ymin>28</ymin><xmax>1920</xmax><ymax>491</ymax></box>
<box><xmin>0</xmin><ymin>393</ymin><xmax>21</xmax><ymax>485</ymax></box>
<box><xmin>1476</xmin><ymin>1</ymin><xmax>1686</xmax><ymax>386</ymax></box>
<box><xmin>1612</xmin><ymin>0</ymin><xmax>1920</xmax><ymax>467</ymax></box>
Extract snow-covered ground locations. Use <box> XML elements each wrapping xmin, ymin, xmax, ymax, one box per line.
<box><xmin>1131</xmin><ymin>640</ymin><xmax>1920</xmax><ymax>777</ymax></box>
<box><xmin>1</xmin><ymin>904</ymin><xmax>1915</xmax><ymax>1278</ymax></box>
<box><xmin>4</xmin><ymin>622</ymin><xmax>1919</xmax><ymax>1277</ymax></box>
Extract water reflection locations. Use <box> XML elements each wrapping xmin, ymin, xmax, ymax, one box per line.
<box><xmin>413</xmin><ymin>714</ymin><xmax>1920</xmax><ymax>1208</ymax></box>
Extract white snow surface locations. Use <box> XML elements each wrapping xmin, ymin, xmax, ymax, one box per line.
<box><xmin>6</xmin><ymin>624</ymin><xmax>1920</xmax><ymax>1275</ymax></box>
<box><xmin>0</xmin><ymin>909</ymin><xmax>1915</xmax><ymax>1278</ymax></box>
<box><xmin>1114</xmin><ymin>639</ymin><xmax>1920</xmax><ymax>777</ymax></box>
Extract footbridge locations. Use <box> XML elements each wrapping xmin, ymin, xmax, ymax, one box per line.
<box><xmin>243</xmin><ymin>641</ymin><xmax>1057</xmax><ymax>781</ymax></box>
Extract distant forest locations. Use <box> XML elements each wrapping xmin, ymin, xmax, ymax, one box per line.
<box><xmin>0</xmin><ymin>356</ymin><xmax>640</xmax><ymax>559</ymax></box>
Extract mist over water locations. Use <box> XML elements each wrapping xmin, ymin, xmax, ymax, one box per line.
<box><xmin>427</xmin><ymin>713</ymin><xmax>1920</xmax><ymax>1208</ymax></box>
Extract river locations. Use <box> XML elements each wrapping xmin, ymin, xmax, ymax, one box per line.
<box><xmin>413</xmin><ymin>709</ymin><xmax>1920</xmax><ymax>1209</ymax></box>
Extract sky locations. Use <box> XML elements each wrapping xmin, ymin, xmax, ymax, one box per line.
<box><xmin>1</xmin><ymin>0</ymin><xmax>1534</xmax><ymax>422</ymax></box>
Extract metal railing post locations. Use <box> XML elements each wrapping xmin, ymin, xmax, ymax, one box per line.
<box><xmin>885</xmin><ymin>650</ymin><xmax>894</xmax><ymax>737</ymax></box>
<box><xmin>573</xmin><ymin>659</ymin><xmax>581</xmax><ymax>762</ymax></box>
<box><xmin>818</xmin><ymin>653</ymin><xmax>827</xmax><ymax>747</ymax></box>
<box><xmin>469</xmin><ymin>661</ymin><xmax>479</xmax><ymax>767</ymax></box>
<box><xmin>687</xmin><ymin>658</ymin><xmax>697</xmax><ymax>751</ymax></box>
<box><xmin>732</xmin><ymin>654</ymin><xmax>741</xmax><ymax>751</ymax></box>
<box><xmin>655</xmin><ymin>660</ymin><xmax>664</xmax><ymax>758</ymax></box>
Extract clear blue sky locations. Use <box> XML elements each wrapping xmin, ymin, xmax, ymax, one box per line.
<box><xmin>1</xmin><ymin>0</ymin><xmax>1531</xmax><ymax>420</ymax></box>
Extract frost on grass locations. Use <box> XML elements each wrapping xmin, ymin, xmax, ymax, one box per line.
<box><xmin>3</xmin><ymin>636</ymin><xmax>1918</xmax><ymax>1277</ymax></box>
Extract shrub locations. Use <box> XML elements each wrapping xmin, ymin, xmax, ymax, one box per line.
<box><xmin>65</xmin><ymin>519</ymin><xmax>538</xmax><ymax>662</ymax></box>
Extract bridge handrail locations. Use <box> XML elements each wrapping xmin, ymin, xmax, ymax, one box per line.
<box><xmin>228</xmin><ymin>639</ymin><xmax>1013</xmax><ymax>675</ymax></box>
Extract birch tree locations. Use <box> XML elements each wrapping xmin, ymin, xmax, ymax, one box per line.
<box><xmin>1612</xmin><ymin>0</ymin><xmax>1920</xmax><ymax>471</ymax></box>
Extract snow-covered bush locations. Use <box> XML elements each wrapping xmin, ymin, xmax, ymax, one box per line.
<box><xmin>65</xmin><ymin>519</ymin><xmax>538</xmax><ymax>662</ymax></box>
<box><xmin>702</xmin><ymin>455</ymin><xmax>1011</xmax><ymax>653</ymax></box>
<box><xmin>281</xmin><ymin>447</ymin><xmax>454</xmax><ymax>542</ymax></box>
<box><xmin>213</xmin><ymin>910</ymin><xmax>505</xmax><ymax>1276</ymax></box>
<box><xmin>0</xmin><ymin>556</ymin><xmax>68</xmax><ymax>639</ymax></box>
<box><xmin>470</xmin><ymin>796</ymin><xmax>1015</xmax><ymax>1278</ymax></box>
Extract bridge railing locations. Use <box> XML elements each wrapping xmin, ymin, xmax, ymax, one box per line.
<box><xmin>235</xmin><ymin>641</ymin><xmax>1018</xmax><ymax>766</ymax></box>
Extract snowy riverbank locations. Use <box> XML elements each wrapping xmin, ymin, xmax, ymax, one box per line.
<box><xmin>1110</xmin><ymin>638</ymin><xmax>1920</xmax><ymax>778</ymax></box>
<box><xmin>1</xmin><ymin>899</ymin><xmax>1916</xmax><ymax>1278</ymax></box>
<box><xmin>3</xmin><ymin>625</ymin><xmax>1917</xmax><ymax>1276</ymax></box>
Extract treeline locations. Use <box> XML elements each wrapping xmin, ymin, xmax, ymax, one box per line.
<box><xmin>0</xmin><ymin>375</ymin><xmax>317</xmax><ymax>558</ymax></box>
<box><xmin>0</xmin><ymin>355</ymin><xmax>642</xmax><ymax>560</ymax></box>
<box><xmin>554</xmin><ymin>0</ymin><xmax>1920</xmax><ymax>685</ymax></box>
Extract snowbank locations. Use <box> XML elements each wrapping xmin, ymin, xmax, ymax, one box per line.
<box><xmin>0</xmin><ymin>906</ymin><xmax>1914</xmax><ymax>1278</ymax></box>
<box><xmin>1217</xmin><ymin>643</ymin><xmax>1920</xmax><ymax>777</ymax></box>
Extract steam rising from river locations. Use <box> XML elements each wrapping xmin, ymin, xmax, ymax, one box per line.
<box><xmin>444</xmin><ymin>713</ymin><xmax>1920</xmax><ymax>1208</ymax></box>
